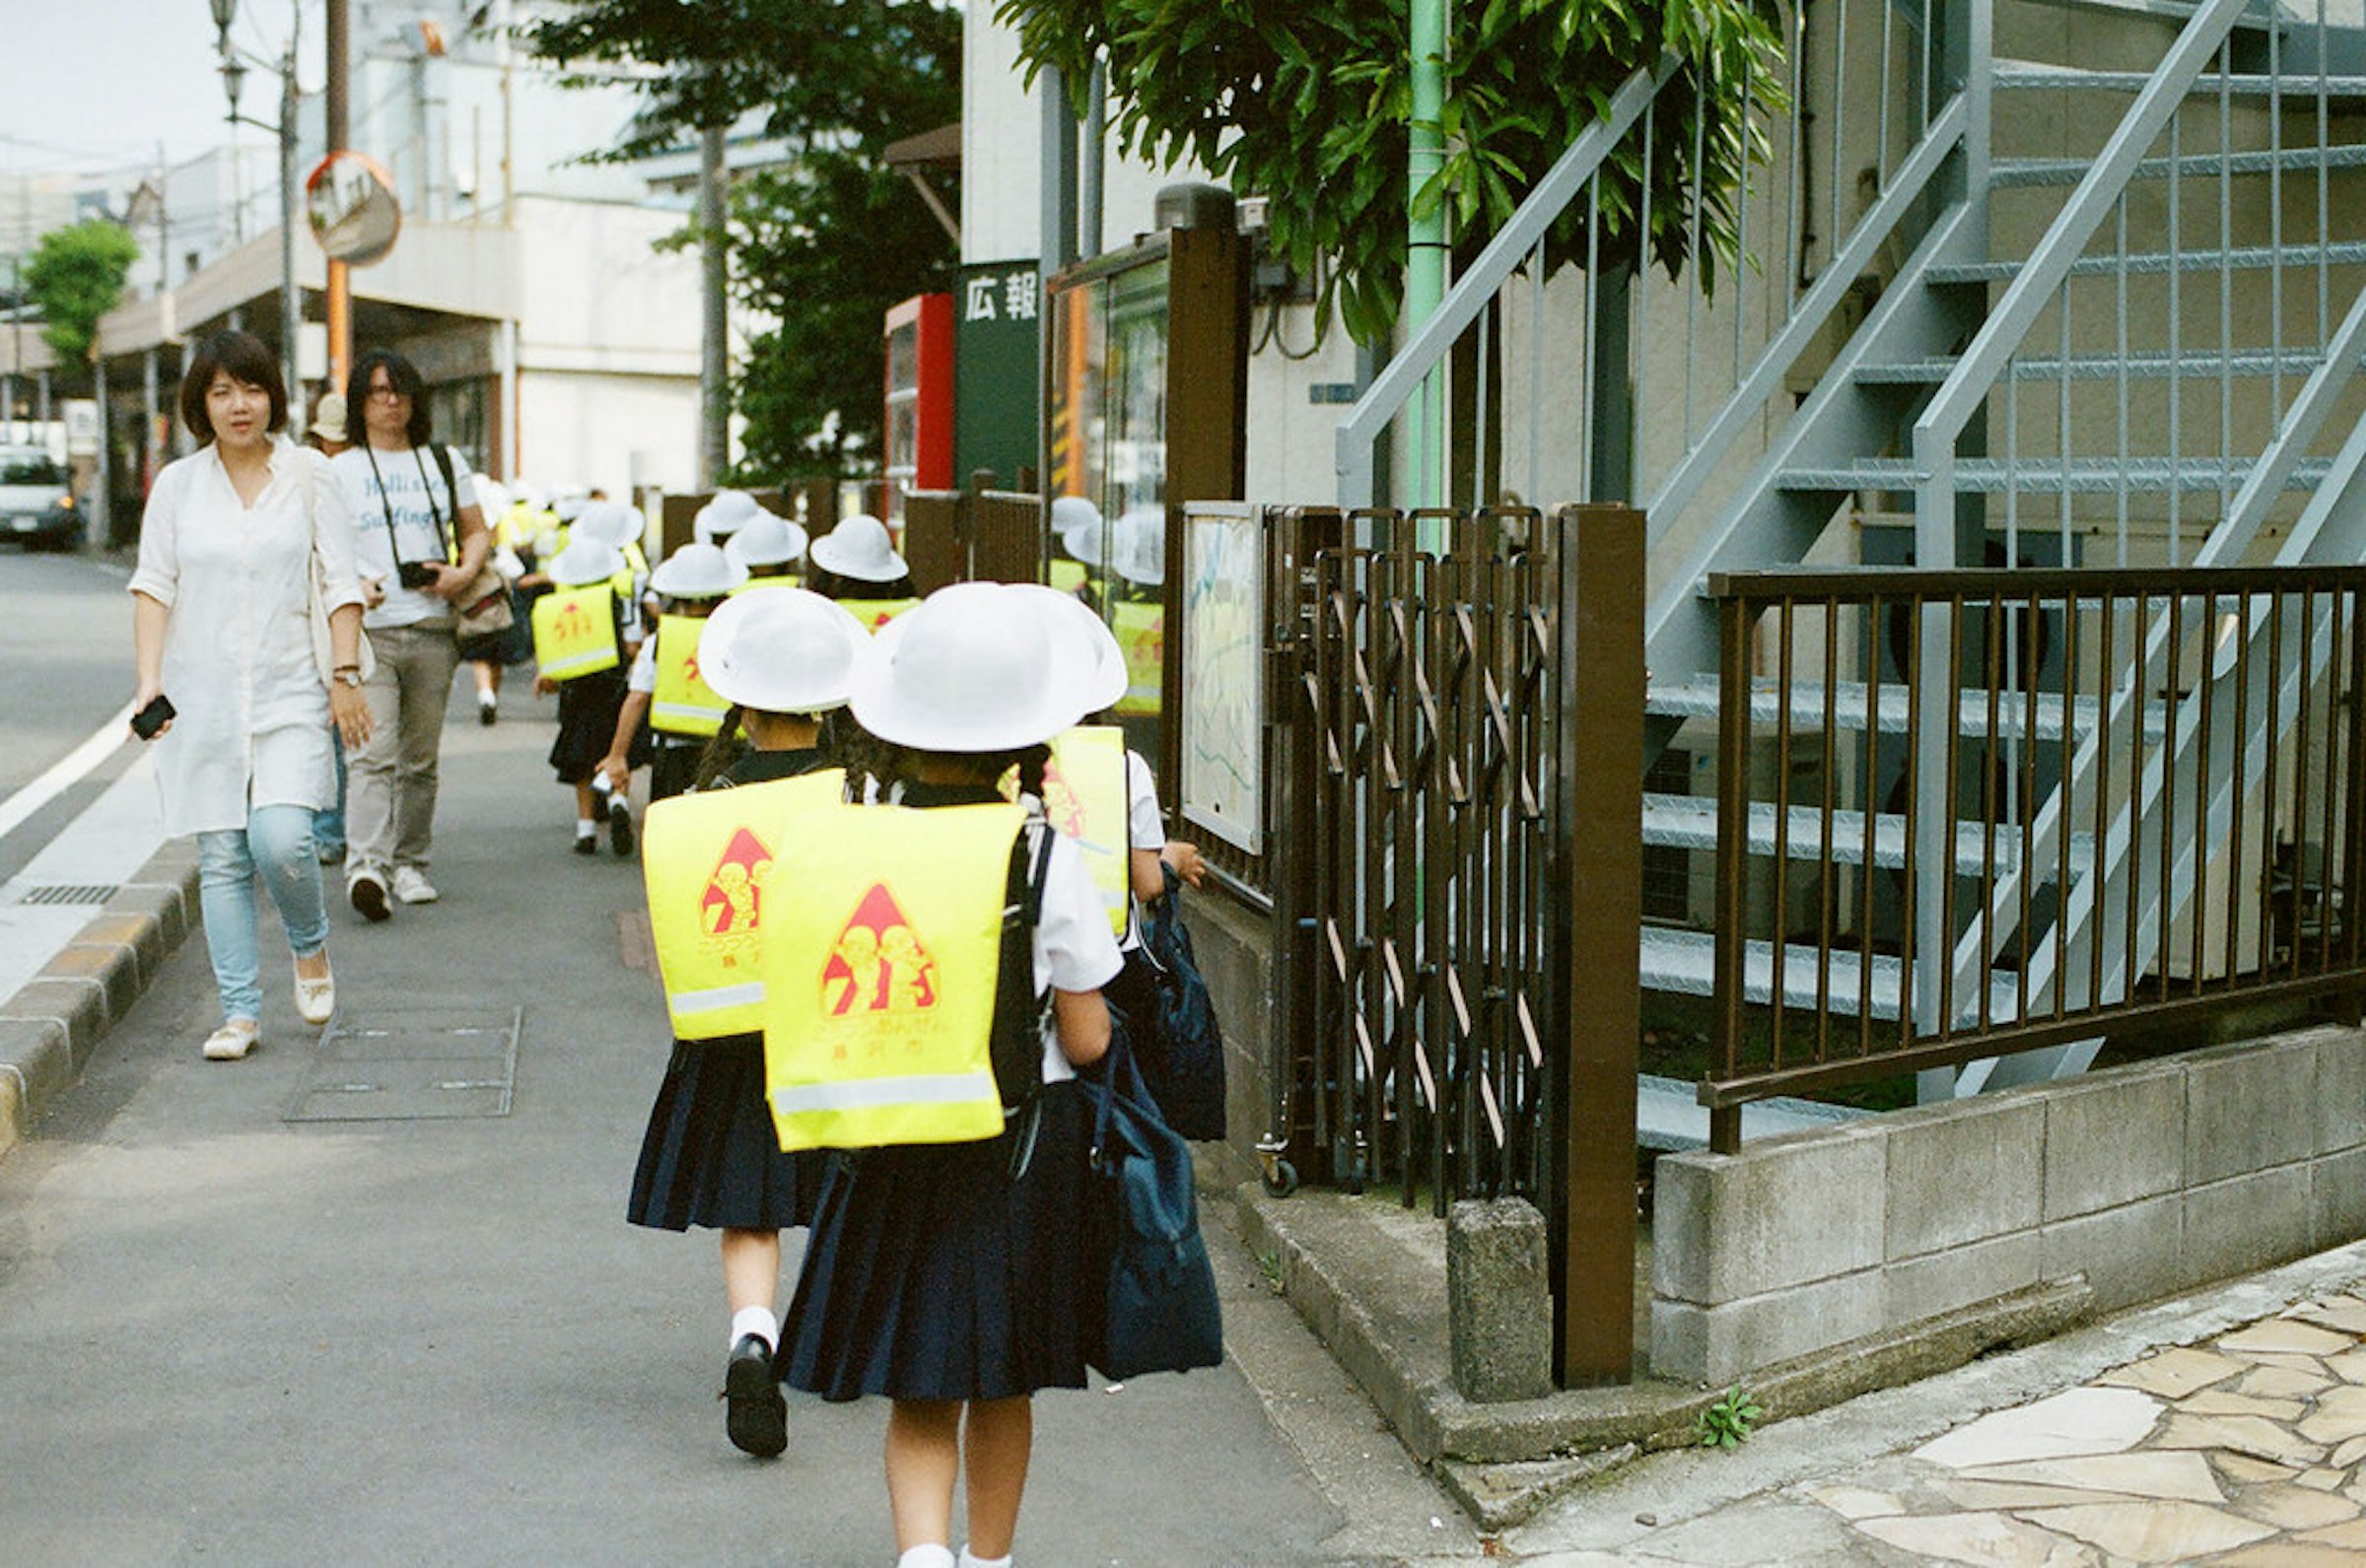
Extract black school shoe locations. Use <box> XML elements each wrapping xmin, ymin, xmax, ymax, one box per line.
<box><xmin>573</xmin><ymin>829</ymin><xmax>598</xmax><ymax>857</ymax></box>
<box><xmin>608</xmin><ymin>794</ymin><xmax>635</xmax><ymax>857</ymax></box>
<box><xmin>723</xmin><ymin>1334</ymin><xmax>787</xmax><ymax>1458</ymax></box>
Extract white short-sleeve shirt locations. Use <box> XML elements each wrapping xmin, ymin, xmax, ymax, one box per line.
<box><xmin>1033</xmin><ymin>831</ymin><xmax>1124</xmax><ymax>1082</ymax></box>
<box><xmin>333</xmin><ymin>442</ymin><xmax>476</xmax><ymax>629</ymax></box>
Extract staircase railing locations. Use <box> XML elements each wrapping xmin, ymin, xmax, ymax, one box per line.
<box><xmin>1335</xmin><ymin>0</ymin><xmax>1964</xmax><ymax>531</ymax></box>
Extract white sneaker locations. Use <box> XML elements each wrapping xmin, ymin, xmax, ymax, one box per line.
<box><xmin>293</xmin><ymin>955</ymin><xmax>336</xmax><ymax>1025</ymax></box>
<box><xmin>391</xmin><ymin>866</ymin><xmax>440</xmax><ymax>905</ymax></box>
<box><xmin>202</xmin><ymin>1019</ymin><xmax>259</xmax><ymax>1060</ymax></box>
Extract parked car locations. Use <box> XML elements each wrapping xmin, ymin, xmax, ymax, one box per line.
<box><xmin>0</xmin><ymin>446</ymin><xmax>80</xmax><ymax>551</ymax></box>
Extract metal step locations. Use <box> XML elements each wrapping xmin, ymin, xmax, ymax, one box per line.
<box><xmin>1927</xmin><ymin>239</ymin><xmax>2366</xmax><ymax>283</ymax></box>
<box><xmin>1775</xmin><ymin>455</ymin><xmax>2333</xmax><ymax>494</ymax></box>
<box><xmin>1991</xmin><ymin>142</ymin><xmax>2366</xmax><ymax>189</ymax></box>
<box><xmin>1641</xmin><ymin>791</ymin><xmax>2098</xmax><ymax>876</ymax></box>
<box><xmin>1647</xmin><ymin>675</ymin><xmax>2169</xmax><ymax>744</ymax></box>
<box><xmin>1640</xmin><ymin>925</ymin><xmax>2027</xmax><ymax>1024</ymax></box>
<box><xmin>1635</xmin><ymin>1071</ymin><xmax>1869</xmax><ymax>1152</ymax></box>
<box><xmin>1853</xmin><ymin>349</ymin><xmax>2343</xmax><ymax>385</ymax></box>
<box><xmin>1992</xmin><ymin>61</ymin><xmax>2366</xmax><ymax>95</ymax></box>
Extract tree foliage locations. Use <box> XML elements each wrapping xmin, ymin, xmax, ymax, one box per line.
<box><xmin>728</xmin><ymin>153</ymin><xmax>955</xmax><ymax>482</ymax></box>
<box><xmin>995</xmin><ymin>0</ymin><xmax>1785</xmax><ymax>346</ymax></box>
<box><xmin>522</xmin><ymin>0</ymin><xmax>961</xmax><ymax>476</ymax></box>
<box><xmin>23</xmin><ymin>221</ymin><xmax>139</xmax><ymax>364</ymax></box>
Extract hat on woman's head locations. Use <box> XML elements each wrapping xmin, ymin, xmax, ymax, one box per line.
<box><xmin>808</xmin><ymin>513</ymin><xmax>908</xmax><ymax>583</ymax></box>
<box><xmin>693</xmin><ymin>489</ymin><xmax>762</xmax><ymax>544</ymax></box>
<box><xmin>851</xmin><ymin>582</ymin><xmax>1097</xmax><ymax>753</ymax></box>
<box><xmin>725</xmin><ymin>511</ymin><xmax>809</xmax><ymax>570</ymax></box>
<box><xmin>648</xmin><ymin>541</ymin><xmax>748</xmax><ymax>600</ymax></box>
<box><xmin>309</xmin><ymin>391</ymin><xmax>348</xmax><ymax>443</ymax></box>
<box><xmin>1005</xmin><ymin>581</ymin><xmax>1127</xmax><ymax>715</ymax></box>
<box><xmin>546</xmin><ymin>537</ymin><xmax>625</xmax><ymax>588</ymax></box>
<box><xmin>699</xmin><ymin>587</ymin><xmax>868</xmax><ymax>715</ymax></box>
<box><xmin>570</xmin><ymin>500</ymin><xmax>644</xmax><ymax>552</ymax></box>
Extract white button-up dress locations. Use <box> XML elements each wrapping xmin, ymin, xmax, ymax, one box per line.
<box><xmin>127</xmin><ymin>439</ymin><xmax>366</xmax><ymax>838</ymax></box>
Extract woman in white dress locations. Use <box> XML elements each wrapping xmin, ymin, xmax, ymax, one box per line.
<box><xmin>129</xmin><ymin>331</ymin><xmax>374</xmax><ymax>1060</ymax></box>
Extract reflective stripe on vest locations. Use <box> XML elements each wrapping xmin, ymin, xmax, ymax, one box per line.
<box><xmin>834</xmin><ymin>596</ymin><xmax>919</xmax><ymax>632</ymax></box>
<box><xmin>1112</xmin><ymin>599</ymin><xmax>1162</xmax><ymax>716</ymax></box>
<box><xmin>650</xmin><ymin>614</ymin><xmax>729</xmax><ymax>736</ymax></box>
<box><xmin>642</xmin><ymin>770</ymin><xmax>845</xmax><ymax>1040</ymax></box>
<box><xmin>1039</xmin><ymin>726</ymin><xmax>1130</xmax><ymax>939</ymax></box>
<box><xmin>530</xmin><ymin>581</ymin><xmax>620</xmax><ymax>681</ymax></box>
<box><xmin>763</xmin><ymin>800</ymin><xmax>1025</xmax><ymax>1152</ymax></box>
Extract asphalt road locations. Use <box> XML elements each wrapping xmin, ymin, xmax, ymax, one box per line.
<box><xmin>0</xmin><ymin>685</ymin><xmax>1483</xmax><ymax>1567</ymax></box>
<box><xmin>0</xmin><ymin>543</ymin><xmax>143</xmax><ymax>884</ymax></box>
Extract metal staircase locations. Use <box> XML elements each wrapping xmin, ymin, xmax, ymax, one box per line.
<box><xmin>1335</xmin><ymin>0</ymin><xmax>2366</xmax><ymax>1148</ymax></box>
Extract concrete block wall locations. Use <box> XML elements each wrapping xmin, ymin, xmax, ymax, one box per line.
<box><xmin>1651</xmin><ymin>1024</ymin><xmax>2366</xmax><ymax>1386</ymax></box>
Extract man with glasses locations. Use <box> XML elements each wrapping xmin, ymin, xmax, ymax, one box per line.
<box><xmin>331</xmin><ymin>348</ymin><xmax>491</xmax><ymax>920</ymax></box>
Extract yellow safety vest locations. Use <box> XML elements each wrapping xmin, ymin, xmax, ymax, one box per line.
<box><xmin>1048</xmin><ymin>560</ymin><xmax>1088</xmax><ymax>595</ymax></box>
<box><xmin>642</xmin><ymin>770</ymin><xmax>846</xmax><ymax>1040</ymax></box>
<box><xmin>1035</xmin><ymin>726</ymin><xmax>1131</xmax><ymax>939</ymax></box>
<box><xmin>651</xmin><ymin>614</ymin><xmax>730</xmax><ymax>736</ymax></box>
<box><xmin>610</xmin><ymin>540</ymin><xmax>649</xmax><ymax>604</ymax></box>
<box><xmin>1113</xmin><ymin>599</ymin><xmax>1162</xmax><ymax>716</ymax></box>
<box><xmin>728</xmin><ymin>574</ymin><xmax>802</xmax><ymax>596</ymax></box>
<box><xmin>763</xmin><ymin>801</ymin><xmax>1025</xmax><ymax>1152</ymax></box>
<box><xmin>834</xmin><ymin>596</ymin><xmax>919</xmax><ymax>632</ymax></box>
<box><xmin>531</xmin><ymin>581</ymin><xmax>620</xmax><ymax>681</ymax></box>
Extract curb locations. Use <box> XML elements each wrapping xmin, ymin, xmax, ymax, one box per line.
<box><xmin>0</xmin><ymin>841</ymin><xmax>199</xmax><ymax>1156</ymax></box>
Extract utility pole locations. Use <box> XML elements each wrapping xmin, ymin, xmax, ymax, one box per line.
<box><xmin>325</xmin><ymin>0</ymin><xmax>351</xmax><ymax>392</ymax></box>
<box><xmin>698</xmin><ymin>120</ymin><xmax>729</xmax><ymax>488</ymax></box>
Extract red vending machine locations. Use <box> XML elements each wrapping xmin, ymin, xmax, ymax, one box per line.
<box><xmin>882</xmin><ymin>293</ymin><xmax>953</xmax><ymax>525</ymax></box>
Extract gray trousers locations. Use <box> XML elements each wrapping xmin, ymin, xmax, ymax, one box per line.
<box><xmin>347</xmin><ymin>621</ymin><xmax>461</xmax><ymax>875</ymax></box>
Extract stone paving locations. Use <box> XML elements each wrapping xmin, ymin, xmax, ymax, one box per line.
<box><xmin>1796</xmin><ymin>1288</ymin><xmax>2366</xmax><ymax>1564</ymax></box>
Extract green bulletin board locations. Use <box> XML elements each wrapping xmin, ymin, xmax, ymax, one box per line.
<box><xmin>954</xmin><ymin>258</ymin><xmax>1041</xmax><ymax>489</ymax></box>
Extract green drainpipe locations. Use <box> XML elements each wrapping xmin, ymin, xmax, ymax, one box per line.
<box><xmin>1406</xmin><ymin>0</ymin><xmax>1447</xmax><ymax>521</ymax></box>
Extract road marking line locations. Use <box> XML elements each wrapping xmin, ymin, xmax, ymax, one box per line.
<box><xmin>0</xmin><ymin>702</ymin><xmax>137</xmax><ymax>847</ymax></box>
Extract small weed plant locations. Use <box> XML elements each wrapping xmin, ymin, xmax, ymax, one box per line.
<box><xmin>1696</xmin><ymin>1385</ymin><xmax>1764</xmax><ymax>1449</ymax></box>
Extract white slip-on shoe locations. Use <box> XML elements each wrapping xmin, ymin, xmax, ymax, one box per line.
<box><xmin>294</xmin><ymin>956</ymin><xmax>335</xmax><ymax>1025</ymax></box>
<box><xmin>391</xmin><ymin>866</ymin><xmax>439</xmax><ymax>905</ymax></box>
<box><xmin>202</xmin><ymin>1019</ymin><xmax>259</xmax><ymax>1060</ymax></box>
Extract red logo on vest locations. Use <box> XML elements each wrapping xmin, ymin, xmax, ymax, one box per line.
<box><xmin>701</xmin><ymin>827</ymin><xmax>774</xmax><ymax>937</ymax></box>
<box><xmin>822</xmin><ymin>883</ymin><xmax>939</xmax><ymax>1016</ymax></box>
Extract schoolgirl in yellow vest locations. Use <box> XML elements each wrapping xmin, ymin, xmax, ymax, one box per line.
<box><xmin>628</xmin><ymin>587</ymin><xmax>870</xmax><ymax>1461</ymax></box>
<box><xmin>531</xmin><ymin>536</ymin><xmax>643</xmax><ymax>856</ymax></box>
<box><xmin>772</xmin><ymin>583</ymin><xmax>1120</xmax><ymax>1568</ymax></box>
<box><xmin>597</xmin><ymin>541</ymin><xmax>750</xmax><ymax>836</ymax></box>
<box><xmin>724</xmin><ymin>509</ymin><xmax>807</xmax><ymax>584</ymax></box>
<box><xmin>805</xmin><ymin>511</ymin><xmax>920</xmax><ymax>630</ymax></box>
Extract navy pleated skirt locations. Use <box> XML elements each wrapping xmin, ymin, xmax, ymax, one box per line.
<box><xmin>549</xmin><ymin>668</ymin><xmax>628</xmax><ymax>785</ymax></box>
<box><xmin>627</xmin><ymin>1035</ymin><xmax>825</xmax><ymax>1232</ymax></box>
<box><xmin>776</xmin><ymin>1079</ymin><xmax>1097</xmax><ymax>1403</ymax></box>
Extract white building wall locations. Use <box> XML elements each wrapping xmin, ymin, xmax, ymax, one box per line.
<box><xmin>517</xmin><ymin>369</ymin><xmax>698</xmax><ymax>499</ymax></box>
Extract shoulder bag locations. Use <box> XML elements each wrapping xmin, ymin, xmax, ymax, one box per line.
<box><xmin>1083</xmin><ymin>1026</ymin><xmax>1225</xmax><ymax>1381</ymax></box>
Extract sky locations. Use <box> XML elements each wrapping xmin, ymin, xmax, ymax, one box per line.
<box><xmin>1</xmin><ymin>0</ymin><xmax>309</xmax><ymax>184</ymax></box>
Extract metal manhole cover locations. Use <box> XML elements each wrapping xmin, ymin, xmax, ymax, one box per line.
<box><xmin>285</xmin><ymin>1005</ymin><xmax>522</xmax><ymax>1122</ymax></box>
<box><xmin>18</xmin><ymin>884</ymin><xmax>119</xmax><ymax>906</ymax></box>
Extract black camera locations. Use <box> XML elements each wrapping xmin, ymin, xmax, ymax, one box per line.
<box><xmin>397</xmin><ymin>561</ymin><xmax>441</xmax><ymax>590</ymax></box>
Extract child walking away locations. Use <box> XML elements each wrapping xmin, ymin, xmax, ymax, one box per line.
<box><xmin>724</xmin><ymin>510</ymin><xmax>807</xmax><ymax>583</ymax></box>
<box><xmin>630</xmin><ymin>587</ymin><xmax>871</xmax><ymax>1459</ymax></box>
<box><xmin>805</xmin><ymin>512</ymin><xmax>919</xmax><ymax>629</ymax></box>
<box><xmin>600</xmin><ymin>541</ymin><xmax>748</xmax><ymax>816</ymax></box>
<box><xmin>767</xmin><ymin>583</ymin><xmax>1122</xmax><ymax>1568</ymax></box>
<box><xmin>531</xmin><ymin>537</ymin><xmax>638</xmax><ymax>856</ymax></box>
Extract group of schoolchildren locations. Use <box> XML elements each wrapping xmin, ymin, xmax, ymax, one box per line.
<box><xmin>527</xmin><ymin>495</ymin><xmax>1199</xmax><ymax>1568</ymax></box>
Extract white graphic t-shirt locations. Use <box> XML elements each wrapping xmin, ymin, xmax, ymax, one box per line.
<box><xmin>333</xmin><ymin>443</ymin><xmax>479</xmax><ymax>629</ymax></box>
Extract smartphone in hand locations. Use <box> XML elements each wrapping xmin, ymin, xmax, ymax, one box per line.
<box><xmin>130</xmin><ymin>694</ymin><xmax>175</xmax><ymax>740</ymax></box>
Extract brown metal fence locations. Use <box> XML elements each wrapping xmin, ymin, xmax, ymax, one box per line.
<box><xmin>1704</xmin><ymin>567</ymin><xmax>2366</xmax><ymax>1151</ymax></box>
<box><xmin>901</xmin><ymin>481</ymin><xmax>1044</xmax><ymax>592</ymax></box>
<box><xmin>1262</xmin><ymin>503</ymin><xmax>1643</xmax><ymax>1385</ymax></box>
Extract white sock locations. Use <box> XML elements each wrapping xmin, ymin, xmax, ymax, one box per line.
<box><xmin>957</xmin><ymin>1551</ymin><xmax>1010</xmax><ymax>1568</ymax></box>
<box><xmin>575</xmin><ymin>820</ymin><xmax>596</xmax><ymax>837</ymax></box>
<box><xmin>730</xmin><ymin>1306</ymin><xmax>778</xmax><ymax>1353</ymax></box>
<box><xmin>895</xmin><ymin>1547</ymin><xmax>955</xmax><ymax>1568</ymax></box>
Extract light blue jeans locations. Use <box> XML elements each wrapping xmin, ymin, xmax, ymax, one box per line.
<box><xmin>313</xmin><ymin>728</ymin><xmax>348</xmax><ymax>857</ymax></box>
<box><xmin>197</xmin><ymin>804</ymin><xmax>330</xmax><ymax>1024</ymax></box>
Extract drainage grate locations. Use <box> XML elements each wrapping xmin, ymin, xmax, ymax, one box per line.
<box><xmin>285</xmin><ymin>1005</ymin><xmax>522</xmax><ymax>1123</ymax></box>
<box><xmin>18</xmin><ymin>884</ymin><xmax>119</xmax><ymax>907</ymax></box>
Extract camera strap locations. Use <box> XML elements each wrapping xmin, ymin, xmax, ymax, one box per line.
<box><xmin>361</xmin><ymin>442</ymin><xmax>460</xmax><ymax>569</ymax></box>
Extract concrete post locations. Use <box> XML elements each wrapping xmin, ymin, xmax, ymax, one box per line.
<box><xmin>1448</xmin><ymin>1197</ymin><xmax>1555</xmax><ymax>1402</ymax></box>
